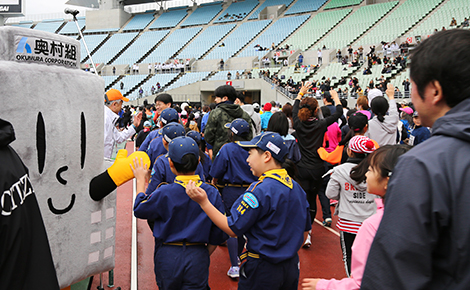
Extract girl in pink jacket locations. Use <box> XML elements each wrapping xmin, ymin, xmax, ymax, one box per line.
<box><xmin>302</xmin><ymin>144</ymin><xmax>411</xmax><ymax>290</ymax></box>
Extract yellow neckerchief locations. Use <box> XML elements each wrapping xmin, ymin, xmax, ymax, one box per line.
<box><xmin>259</xmin><ymin>169</ymin><xmax>293</xmax><ymax>189</ymax></box>
<box><xmin>174</xmin><ymin>175</ymin><xmax>203</xmax><ymax>189</ymax></box>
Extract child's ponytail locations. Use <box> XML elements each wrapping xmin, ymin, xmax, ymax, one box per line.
<box><xmin>376</xmin><ymin>112</ymin><xmax>385</xmax><ymax>123</ymax></box>
<box><xmin>350</xmin><ymin>158</ymin><xmax>369</xmax><ymax>183</ymax></box>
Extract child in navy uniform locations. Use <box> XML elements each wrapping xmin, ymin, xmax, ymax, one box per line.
<box><xmin>409</xmin><ymin>111</ymin><xmax>431</xmax><ymax>146</ymax></box>
<box><xmin>139</xmin><ymin>108</ymin><xmax>179</xmax><ymax>168</ymax></box>
<box><xmin>209</xmin><ymin>118</ymin><xmax>258</xmax><ymax>278</ymax></box>
<box><xmin>132</xmin><ymin>136</ymin><xmax>228</xmax><ymax>290</ymax></box>
<box><xmin>187</xmin><ymin>132</ymin><xmax>311</xmax><ymax>290</ymax></box>
<box><xmin>186</xmin><ymin>130</ymin><xmax>212</xmax><ymax>182</ymax></box>
<box><xmin>146</xmin><ymin>123</ymin><xmax>206</xmax><ymax>194</ymax></box>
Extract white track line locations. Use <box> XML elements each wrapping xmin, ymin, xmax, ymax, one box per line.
<box><xmin>314</xmin><ymin>218</ymin><xmax>340</xmax><ymax>237</ymax></box>
<box><xmin>131</xmin><ymin>143</ymin><xmax>138</xmax><ymax>290</ymax></box>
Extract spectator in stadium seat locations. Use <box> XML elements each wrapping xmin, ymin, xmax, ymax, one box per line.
<box><xmin>362</xmin><ymin>29</ymin><xmax>470</xmax><ymax>290</ymax></box>
<box><xmin>402</xmin><ymin>79</ymin><xmax>410</xmax><ymax>97</ymax></box>
<box><xmin>450</xmin><ymin>17</ymin><xmax>457</xmax><ymax>26</ymax></box>
<box><xmin>298</xmin><ymin>53</ymin><xmax>303</xmax><ymax>65</ymax></box>
<box><xmin>462</xmin><ymin>18</ymin><xmax>469</xmax><ymax>27</ymax></box>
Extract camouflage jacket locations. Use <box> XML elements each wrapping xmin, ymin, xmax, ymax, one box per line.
<box><xmin>204</xmin><ymin>103</ymin><xmax>253</xmax><ymax>156</ymax></box>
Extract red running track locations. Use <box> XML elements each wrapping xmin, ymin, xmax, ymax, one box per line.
<box><xmin>91</xmin><ymin>142</ymin><xmax>346</xmax><ymax>289</ymax></box>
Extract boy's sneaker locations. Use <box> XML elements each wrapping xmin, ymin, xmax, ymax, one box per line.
<box><xmin>323</xmin><ymin>218</ymin><xmax>332</xmax><ymax>227</ymax></box>
<box><xmin>227</xmin><ymin>266</ymin><xmax>240</xmax><ymax>278</ymax></box>
<box><xmin>303</xmin><ymin>232</ymin><xmax>311</xmax><ymax>248</ymax></box>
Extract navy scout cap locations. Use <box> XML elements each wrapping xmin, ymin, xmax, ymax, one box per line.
<box><xmin>236</xmin><ymin>132</ymin><xmax>288</xmax><ymax>162</ymax></box>
<box><xmin>160</xmin><ymin>108</ymin><xmax>179</xmax><ymax>125</ymax></box>
<box><xmin>224</xmin><ymin>118</ymin><xmax>250</xmax><ymax>136</ymax></box>
<box><xmin>162</xmin><ymin>123</ymin><xmax>185</xmax><ymax>143</ymax></box>
<box><xmin>168</xmin><ymin>136</ymin><xmax>199</xmax><ymax>164</ymax></box>
<box><xmin>186</xmin><ymin>130</ymin><xmax>202</xmax><ymax>145</ymax></box>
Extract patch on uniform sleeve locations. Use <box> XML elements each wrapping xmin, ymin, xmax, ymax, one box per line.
<box><xmin>243</xmin><ymin>192</ymin><xmax>259</xmax><ymax>209</ymax></box>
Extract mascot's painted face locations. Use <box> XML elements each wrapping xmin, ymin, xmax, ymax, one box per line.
<box><xmin>0</xmin><ymin>26</ymin><xmax>115</xmax><ymax>288</ymax></box>
<box><xmin>36</xmin><ymin>112</ymin><xmax>85</xmax><ymax>215</ymax></box>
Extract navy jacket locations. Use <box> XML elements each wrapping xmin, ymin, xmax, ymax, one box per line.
<box><xmin>361</xmin><ymin>98</ymin><xmax>470</xmax><ymax>289</ymax></box>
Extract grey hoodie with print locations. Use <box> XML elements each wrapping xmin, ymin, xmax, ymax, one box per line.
<box><xmin>326</xmin><ymin>160</ymin><xmax>376</xmax><ymax>223</ymax></box>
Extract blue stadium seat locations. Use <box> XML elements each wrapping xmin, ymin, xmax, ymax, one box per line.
<box><xmin>87</xmin><ymin>32</ymin><xmax>139</xmax><ymax>65</ymax></box>
<box><xmin>249</xmin><ymin>0</ymin><xmax>295</xmax><ymax>20</ymax></box>
<box><xmin>149</xmin><ymin>9</ymin><xmax>188</xmax><ymax>29</ymax></box>
<box><xmin>238</xmin><ymin>14</ymin><xmax>310</xmax><ymax>58</ymax></box>
<box><xmin>34</xmin><ymin>19</ymin><xmax>65</xmax><ymax>34</ymax></box>
<box><xmin>214</xmin><ymin>0</ymin><xmax>259</xmax><ymax>23</ymax></box>
<box><xmin>80</xmin><ymin>34</ymin><xmax>108</xmax><ymax>62</ymax></box>
<box><xmin>112</xmin><ymin>30</ymin><xmax>170</xmax><ymax>65</ymax></box>
<box><xmin>177</xmin><ymin>24</ymin><xmax>236</xmax><ymax>60</ymax></box>
<box><xmin>142</xmin><ymin>26</ymin><xmax>202</xmax><ymax>64</ymax></box>
<box><xmin>205</xmin><ymin>19</ymin><xmax>271</xmax><ymax>60</ymax></box>
<box><xmin>123</xmin><ymin>13</ymin><xmax>155</xmax><ymax>31</ymax></box>
<box><xmin>181</xmin><ymin>4</ymin><xmax>223</xmax><ymax>27</ymax></box>
<box><xmin>285</xmin><ymin>0</ymin><xmax>328</xmax><ymax>15</ymax></box>
<box><xmin>60</xmin><ymin>17</ymin><xmax>86</xmax><ymax>34</ymax></box>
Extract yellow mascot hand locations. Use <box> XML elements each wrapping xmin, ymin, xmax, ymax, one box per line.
<box><xmin>107</xmin><ymin>150</ymin><xmax>151</xmax><ymax>187</ymax></box>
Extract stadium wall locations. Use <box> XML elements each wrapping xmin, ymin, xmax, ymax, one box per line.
<box><xmin>86</xmin><ymin>8</ymin><xmax>131</xmax><ymax>31</ymax></box>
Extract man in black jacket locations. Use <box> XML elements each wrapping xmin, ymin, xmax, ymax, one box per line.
<box><xmin>362</xmin><ymin>29</ymin><xmax>470</xmax><ymax>290</ymax></box>
<box><xmin>0</xmin><ymin>118</ymin><xmax>59</xmax><ymax>290</ymax></box>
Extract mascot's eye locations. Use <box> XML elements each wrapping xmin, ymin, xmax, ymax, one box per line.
<box><xmin>36</xmin><ymin>112</ymin><xmax>46</xmax><ymax>174</ymax></box>
<box><xmin>81</xmin><ymin>112</ymin><xmax>86</xmax><ymax>169</ymax></box>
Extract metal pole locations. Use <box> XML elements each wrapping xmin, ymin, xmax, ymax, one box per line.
<box><xmin>108</xmin><ymin>269</ymin><xmax>114</xmax><ymax>287</ymax></box>
<box><xmin>72</xmin><ymin>15</ymin><xmax>98</xmax><ymax>76</ymax></box>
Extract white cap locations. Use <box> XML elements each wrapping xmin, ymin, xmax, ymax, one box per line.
<box><xmin>367</xmin><ymin>88</ymin><xmax>383</xmax><ymax>106</ymax></box>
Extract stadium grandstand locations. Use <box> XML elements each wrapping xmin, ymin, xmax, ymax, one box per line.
<box><xmin>4</xmin><ymin>0</ymin><xmax>470</xmax><ymax>105</ymax></box>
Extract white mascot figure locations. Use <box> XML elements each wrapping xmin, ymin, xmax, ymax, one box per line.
<box><xmin>0</xmin><ymin>26</ymin><xmax>126</xmax><ymax>288</ymax></box>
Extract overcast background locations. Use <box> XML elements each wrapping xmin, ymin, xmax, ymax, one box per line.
<box><xmin>25</xmin><ymin>0</ymin><xmax>71</xmax><ymax>15</ymax></box>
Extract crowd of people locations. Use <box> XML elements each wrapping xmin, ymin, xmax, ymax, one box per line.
<box><xmin>125</xmin><ymin>59</ymin><xmax>191</xmax><ymax>75</ymax></box>
<box><xmin>97</xmin><ymin>30</ymin><xmax>470</xmax><ymax>290</ymax></box>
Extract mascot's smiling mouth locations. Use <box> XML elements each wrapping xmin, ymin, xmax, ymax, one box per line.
<box><xmin>47</xmin><ymin>165</ymin><xmax>76</xmax><ymax>215</ymax></box>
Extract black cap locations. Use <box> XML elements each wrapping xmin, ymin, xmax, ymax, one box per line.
<box><xmin>348</xmin><ymin>112</ymin><xmax>368</xmax><ymax>132</ymax></box>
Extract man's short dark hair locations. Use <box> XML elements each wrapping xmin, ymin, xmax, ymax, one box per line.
<box><xmin>236</xmin><ymin>91</ymin><xmax>245</xmax><ymax>104</ymax></box>
<box><xmin>155</xmin><ymin>93</ymin><xmax>173</xmax><ymax>105</ymax></box>
<box><xmin>323</xmin><ymin>91</ymin><xmax>333</xmax><ymax>103</ymax></box>
<box><xmin>214</xmin><ymin>85</ymin><xmax>237</xmax><ymax>102</ymax></box>
<box><xmin>410</xmin><ymin>29</ymin><xmax>470</xmax><ymax>108</ymax></box>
